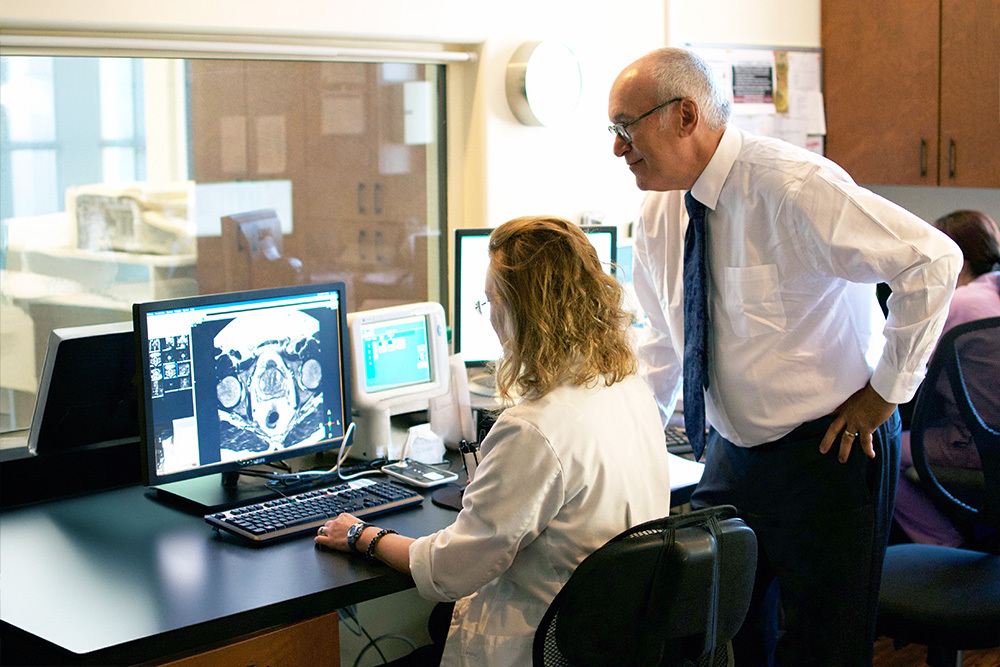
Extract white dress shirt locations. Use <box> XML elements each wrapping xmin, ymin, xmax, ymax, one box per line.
<box><xmin>633</xmin><ymin>125</ymin><xmax>962</xmax><ymax>446</ymax></box>
<box><xmin>408</xmin><ymin>374</ymin><xmax>672</xmax><ymax>667</ymax></box>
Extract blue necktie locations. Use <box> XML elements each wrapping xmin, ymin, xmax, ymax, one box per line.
<box><xmin>683</xmin><ymin>192</ymin><xmax>709</xmax><ymax>461</ymax></box>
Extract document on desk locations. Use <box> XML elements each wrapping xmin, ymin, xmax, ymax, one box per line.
<box><xmin>666</xmin><ymin>452</ymin><xmax>705</xmax><ymax>490</ymax></box>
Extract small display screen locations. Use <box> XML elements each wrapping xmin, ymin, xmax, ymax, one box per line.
<box><xmin>360</xmin><ymin>314</ymin><xmax>432</xmax><ymax>394</ymax></box>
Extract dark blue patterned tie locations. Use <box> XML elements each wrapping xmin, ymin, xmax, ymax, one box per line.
<box><xmin>683</xmin><ymin>191</ymin><xmax>709</xmax><ymax>461</ymax></box>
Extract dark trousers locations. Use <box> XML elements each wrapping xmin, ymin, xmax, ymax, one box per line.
<box><xmin>691</xmin><ymin>411</ymin><xmax>901</xmax><ymax>667</ymax></box>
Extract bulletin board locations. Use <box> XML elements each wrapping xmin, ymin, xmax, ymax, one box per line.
<box><xmin>686</xmin><ymin>44</ymin><xmax>825</xmax><ymax>155</ymax></box>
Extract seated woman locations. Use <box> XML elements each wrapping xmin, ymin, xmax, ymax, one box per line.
<box><xmin>315</xmin><ymin>216</ymin><xmax>673</xmax><ymax>666</ymax></box>
<box><xmin>893</xmin><ymin>209</ymin><xmax>1000</xmax><ymax>547</ymax></box>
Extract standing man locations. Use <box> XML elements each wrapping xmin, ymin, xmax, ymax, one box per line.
<box><xmin>609</xmin><ymin>47</ymin><xmax>961</xmax><ymax>666</ymax></box>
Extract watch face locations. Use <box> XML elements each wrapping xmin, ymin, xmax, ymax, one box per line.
<box><xmin>347</xmin><ymin>522</ymin><xmax>366</xmax><ymax>551</ymax></box>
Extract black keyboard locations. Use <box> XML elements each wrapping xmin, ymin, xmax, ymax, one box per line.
<box><xmin>664</xmin><ymin>425</ymin><xmax>693</xmax><ymax>455</ymax></box>
<box><xmin>205</xmin><ymin>478</ymin><xmax>423</xmax><ymax>544</ymax></box>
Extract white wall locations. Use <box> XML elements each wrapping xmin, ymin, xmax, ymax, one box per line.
<box><xmin>667</xmin><ymin>0</ymin><xmax>821</xmax><ymax>47</ymax></box>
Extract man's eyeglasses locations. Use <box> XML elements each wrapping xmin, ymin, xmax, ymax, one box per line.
<box><xmin>474</xmin><ymin>298</ymin><xmax>490</xmax><ymax>317</ymax></box>
<box><xmin>608</xmin><ymin>97</ymin><xmax>683</xmax><ymax>144</ymax></box>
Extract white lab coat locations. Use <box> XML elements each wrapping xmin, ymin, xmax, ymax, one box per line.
<box><xmin>408</xmin><ymin>374</ymin><xmax>673</xmax><ymax>666</ymax></box>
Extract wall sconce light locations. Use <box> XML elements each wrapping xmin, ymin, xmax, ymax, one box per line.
<box><xmin>505</xmin><ymin>40</ymin><xmax>583</xmax><ymax>127</ymax></box>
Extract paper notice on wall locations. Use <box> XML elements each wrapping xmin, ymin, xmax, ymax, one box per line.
<box><xmin>255</xmin><ymin>115</ymin><xmax>287</xmax><ymax>175</ymax></box>
<box><xmin>774</xmin><ymin>51</ymin><xmax>789</xmax><ymax>113</ymax></box>
<box><xmin>689</xmin><ymin>44</ymin><xmax>826</xmax><ymax>151</ymax></box>
<box><xmin>801</xmin><ymin>90</ymin><xmax>827</xmax><ymax>135</ymax></box>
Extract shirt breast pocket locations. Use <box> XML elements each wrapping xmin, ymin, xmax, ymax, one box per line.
<box><xmin>722</xmin><ymin>264</ymin><xmax>786</xmax><ymax>338</ymax></box>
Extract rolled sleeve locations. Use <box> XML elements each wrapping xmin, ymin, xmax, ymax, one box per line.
<box><xmin>408</xmin><ymin>416</ymin><xmax>564</xmax><ymax>602</ymax></box>
<box><xmin>797</xmin><ymin>179</ymin><xmax>963</xmax><ymax>404</ymax></box>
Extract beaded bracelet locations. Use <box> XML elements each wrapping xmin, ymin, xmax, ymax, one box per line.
<box><xmin>364</xmin><ymin>528</ymin><xmax>397</xmax><ymax>563</ymax></box>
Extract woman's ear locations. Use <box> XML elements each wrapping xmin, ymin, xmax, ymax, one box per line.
<box><xmin>956</xmin><ymin>260</ymin><xmax>974</xmax><ymax>288</ymax></box>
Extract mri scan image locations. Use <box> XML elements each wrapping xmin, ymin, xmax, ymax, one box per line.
<box><xmin>213</xmin><ymin>310</ymin><xmax>325</xmax><ymax>456</ymax></box>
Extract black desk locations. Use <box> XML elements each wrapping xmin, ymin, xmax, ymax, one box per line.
<box><xmin>0</xmin><ymin>481</ymin><xmax>458</xmax><ymax>666</ymax></box>
<box><xmin>1</xmin><ymin>456</ymin><xmax>702</xmax><ymax>666</ymax></box>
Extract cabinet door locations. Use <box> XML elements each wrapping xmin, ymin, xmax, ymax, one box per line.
<box><xmin>155</xmin><ymin>611</ymin><xmax>339</xmax><ymax>667</ymax></box>
<box><xmin>940</xmin><ymin>0</ymin><xmax>1000</xmax><ymax>188</ymax></box>
<box><xmin>822</xmin><ymin>0</ymin><xmax>940</xmax><ymax>185</ymax></box>
<box><xmin>188</xmin><ymin>60</ymin><xmax>250</xmax><ymax>180</ymax></box>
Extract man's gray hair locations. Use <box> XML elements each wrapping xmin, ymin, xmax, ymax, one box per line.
<box><xmin>648</xmin><ymin>48</ymin><xmax>731</xmax><ymax>130</ymax></box>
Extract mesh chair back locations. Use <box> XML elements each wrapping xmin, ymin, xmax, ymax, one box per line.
<box><xmin>910</xmin><ymin>316</ymin><xmax>1000</xmax><ymax>529</ymax></box>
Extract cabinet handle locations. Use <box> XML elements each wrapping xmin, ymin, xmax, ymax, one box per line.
<box><xmin>374</xmin><ymin>182</ymin><xmax>382</xmax><ymax>216</ymax></box>
<box><xmin>919</xmin><ymin>139</ymin><xmax>927</xmax><ymax>178</ymax></box>
<box><xmin>948</xmin><ymin>139</ymin><xmax>956</xmax><ymax>179</ymax></box>
<box><xmin>357</xmin><ymin>183</ymin><xmax>366</xmax><ymax>215</ymax></box>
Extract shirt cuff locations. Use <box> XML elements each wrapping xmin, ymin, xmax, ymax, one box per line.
<box><xmin>870</xmin><ymin>360</ymin><xmax>924</xmax><ymax>405</ymax></box>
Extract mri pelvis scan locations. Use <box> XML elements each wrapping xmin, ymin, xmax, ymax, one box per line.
<box><xmin>214</xmin><ymin>310</ymin><xmax>325</xmax><ymax>456</ymax></box>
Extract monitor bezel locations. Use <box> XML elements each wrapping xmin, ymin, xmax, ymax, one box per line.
<box><xmin>133</xmin><ymin>281</ymin><xmax>353</xmax><ymax>490</ymax></box>
<box><xmin>347</xmin><ymin>301</ymin><xmax>451</xmax><ymax>411</ymax></box>
<box><xmin>453</xmin><ymin>225</ymin><xmax>618</xmax><ymax>367</ymax></box>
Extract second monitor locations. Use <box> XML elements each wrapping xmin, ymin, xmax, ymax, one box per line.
<box><xmin>453</xmin><ymin>225</ymin><xmax>617</xmax><ymax>395</ymax></box>
<box><xmin>347</xmin><ymin>302</ymin><xmax>450</xmax><ymax>461</ymax></box>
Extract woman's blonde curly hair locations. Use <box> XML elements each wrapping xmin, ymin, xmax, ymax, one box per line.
<box><xmin>487</xmin><ymin>216</ymin><xmax>637</xmax><ymax>401</ymax></box>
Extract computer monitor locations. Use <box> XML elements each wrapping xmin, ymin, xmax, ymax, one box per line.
<box><xmin>347</xmin><ymin>302</ymin><xmax>450</xmax><ymax>460</ymax></box>
<box><xmin>133</xmin><ymin>282</ymin><xmax>352</xmax><ymax>512</ymax></box>
<box><xmin>453</xmin><ymin>225</ymin><xmax>617</xmax><ymax>394</ymax></box>
<box><xmin>27</xmin><ymin>321</ymin><xmax>139</xmax><ymax>457</ymax></box>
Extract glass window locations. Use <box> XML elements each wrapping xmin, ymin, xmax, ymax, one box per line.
<box><xmin>0</xmin><ymin>55</ymin><xmax>447</xmax><ymax>434</ymax></box>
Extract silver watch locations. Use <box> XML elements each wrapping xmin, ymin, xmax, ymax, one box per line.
<box><xmin>346</xmin><ymin>522</ymin><xmax>370</xmax><ymax>553</ymax></box>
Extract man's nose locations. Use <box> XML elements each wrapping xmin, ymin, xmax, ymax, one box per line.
<box><xmin>613</xmin><ymin>134</ymin><xmax>630</xmax><ymax>157</ymax></box>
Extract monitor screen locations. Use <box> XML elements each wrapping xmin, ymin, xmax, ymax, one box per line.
<box><xmin>453</xmin><ymin>225</ymin><xmax>618</xmax><ymax>367</ymax></box>
<box><xmin>133</xmin><ymin>282</ymin><xmax>351</xmax><ymax>511</ymax></box>
<box><xmin>27</xmin><ymin>321</ymin><xmax>139</xmax><ymax>457</ymax></box>
<box><xmin>347</xmin><ymin>302</ymin><xmax>450</xmax><ymax>460</ymax></box>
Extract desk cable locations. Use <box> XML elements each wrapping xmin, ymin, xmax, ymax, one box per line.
<box><xmin>238</xmin><ymin>423</ymin><xmax>389</xmax><ymax>488</ymax></box>
<box><xmin>339</xmin><ymin>604</ymin><xmax>418</xmax><ymax>667</ymax></box>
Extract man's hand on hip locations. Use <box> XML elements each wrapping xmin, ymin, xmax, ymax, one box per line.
<box><xmin>820</xmin><ymin>382</ymin><xmax>897</xmax><ymax>463</ymax></box>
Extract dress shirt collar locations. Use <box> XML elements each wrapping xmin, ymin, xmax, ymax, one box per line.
<box><xmin>689</xmin><ymin>124</ymin><xmax>742</xmax><ymax>211</ymax></box>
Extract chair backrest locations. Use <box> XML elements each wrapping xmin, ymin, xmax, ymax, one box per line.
<box><xmin>533</xmin><ymin>505</ymin><xmax>757</xmax><ymax>667</ymax></box>
<box><xmin>910</xmin><ymin>316</ymin><xmax>1000</xmax><ymax>529</ymax></box>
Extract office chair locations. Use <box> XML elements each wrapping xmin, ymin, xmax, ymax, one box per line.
<box><xmin>533</xmin><ymin>505</ymin><xmax>757</xmax><ymax>667</ymax></box>
<box><xmin>878</xmin><ymin>316</ymin><xmax>1000</xmax><ymax>667</ymax></box>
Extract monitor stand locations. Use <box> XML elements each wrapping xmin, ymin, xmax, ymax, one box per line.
<box><xmin>150</xmin><ymin>471</ymin><xmax>302</xmax><ymax>515</ymax></box>
<box><xmin>467</xmin><ymin>369</ymin><xmax>498</xmax><ymax>398</ymax></box>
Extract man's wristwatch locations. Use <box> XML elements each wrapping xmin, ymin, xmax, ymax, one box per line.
<box><xmin>346</xmin><ymin>521</ymin><xmax>371</xmax><ymax>553</ymax></box>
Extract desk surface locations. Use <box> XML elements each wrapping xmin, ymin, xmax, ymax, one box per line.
<box><xmin>0</xmin><ymin>480</ymin><xmax>458</xmax><ymax>665</ymax></box>
<box><xmin>1</xmin><ymin>455</ymin><xmax>702</xmax><ymax>665</ymax></box>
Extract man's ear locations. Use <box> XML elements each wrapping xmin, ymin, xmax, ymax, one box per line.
<box><xmin>676</xmin><ymin>98</ymin><xmax>700</xmax><ymax>137</ymax></box>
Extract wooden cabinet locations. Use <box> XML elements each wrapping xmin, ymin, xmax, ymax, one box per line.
<box><xmin>153</xmin><ymin>611</ymin><xmax>339</xmax><ymax>667</ymax></box>
<box><xmin>822</xmin><ymin>0</ymin><xmax>1000</xmax><ymax>187</ymax></box>
<box><xmin>188</xmin><ymin>60</ymin><xmax>434</xmax><ymax>309</ymax></box>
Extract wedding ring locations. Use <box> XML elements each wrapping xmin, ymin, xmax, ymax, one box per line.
<box><xmin>318</xmin><ymin>526</ymin><xmax>326</xmax><ymax>536</ymax></box>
